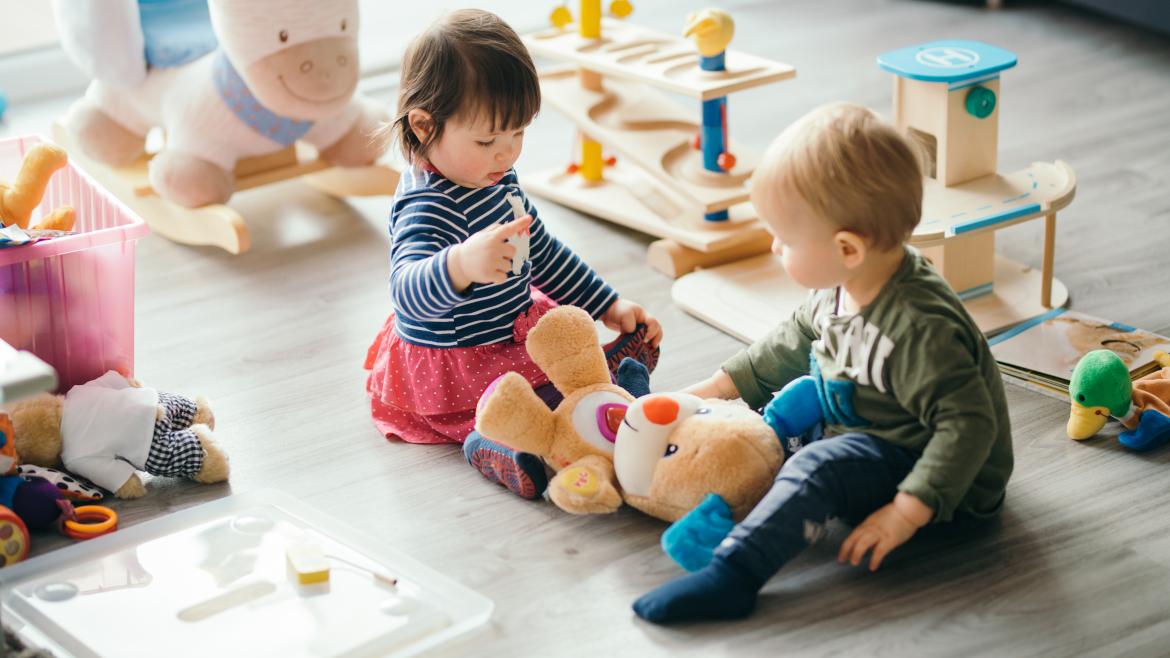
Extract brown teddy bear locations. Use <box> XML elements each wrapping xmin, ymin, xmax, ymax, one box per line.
<box><xmin>5</xmin><ymin>371</ymin><xmax>228</xmax><ymax>499</ymax></box>
<box><xmin>475</xmin><ymin>306</ymin><xmax>782</xmax><ymax>522</ymax></box>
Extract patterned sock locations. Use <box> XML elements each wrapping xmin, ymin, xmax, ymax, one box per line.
<box><xmin>632</xmin><ymin>556</ymin><xmax>763</xmax><ymax>624</ymax></box>
<box><xmin>463</xmin><ymin>432</ymin><xmax>548</xmax><ymax>500</ymax></box>
<box><xmin>603</xmin><ymin>324</ymin><xmax>660</xmax><ymax>374</ymax></box>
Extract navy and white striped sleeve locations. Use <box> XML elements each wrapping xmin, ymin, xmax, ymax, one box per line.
<box><xmin>389</xmin><ymin>192</ymin><xmax>469</xmax><ymax>320</ymax></box>
<box><xmin>521</xmin><ymin>193</ymin><xmax>618</xmax><ymax>319</ymax></box>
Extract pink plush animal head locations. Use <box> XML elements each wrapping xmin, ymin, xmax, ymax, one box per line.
<box><xmin>210</xmin><ymin>0</ymin><xmax>361</xmax><ymax>120</ymax></box>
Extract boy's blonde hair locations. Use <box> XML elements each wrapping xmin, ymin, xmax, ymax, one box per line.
<box><xmin>755</xmin><ymin>102</ymin><xmax>923</xmax><ymax>251</ymax></box>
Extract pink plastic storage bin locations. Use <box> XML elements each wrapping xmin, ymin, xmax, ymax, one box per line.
<box><xmin>0</xmin><ymin>135</ymin><xmax>149</xmax><ymax>392</ymax></box>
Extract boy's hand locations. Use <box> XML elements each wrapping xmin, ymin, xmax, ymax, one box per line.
<box><xmin>448</xmin><ymin>215</ymin><xmax>532</xmax><ymax>291</ymax></box>
<box><xmin>601</xmin><ymin>299</ymin><xmax>663</xmax><ymax>347</ymax></box>
<box><xmin>838</xmin><ymin>492</ymin><xmax>933</xmax><ymax>571</ymax></box>
<box><xmin>682</xmin><ymin>369</ymin><xmax>739</xmax><ymax>400</ymax></box>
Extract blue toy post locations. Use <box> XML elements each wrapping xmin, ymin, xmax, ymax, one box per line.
<box><xmin>700</xmin><ymin>53</ymin><xmax>729</xmax><ymax>222</ymax></box>
<box><xmin>684</xmin><ymin>9</ymin><xmax>737</xmax><ymax>222</ymax></box>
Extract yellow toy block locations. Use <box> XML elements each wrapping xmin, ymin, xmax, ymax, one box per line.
<box><xmin>286</xmin><ymin>542</ymin><xmax>330</xmax><ymax>586</ymax></box>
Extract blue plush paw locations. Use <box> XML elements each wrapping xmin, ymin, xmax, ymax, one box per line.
<box><xmin>763</xmin><ymin>376</ymin><xmax>823</xmax><ymax>440</ymax></box>
<box><xmin>1119</xmin><ymin>410</ymin><xmax>1170</xmax><ymax>452</ymax></box>
<box><xmin>662</xmin><ymin>494</ymin><xmax>735</xmax><ymax>572</ymax></box>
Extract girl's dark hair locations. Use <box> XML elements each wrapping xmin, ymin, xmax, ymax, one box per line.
<box><xmin>392</xmin><ymin>9</ymin><xmax>541</xmax><ymax>163</ymax></box>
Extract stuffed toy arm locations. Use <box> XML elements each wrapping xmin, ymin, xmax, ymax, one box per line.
<box><xmin>61</xmin><ymin>454</ymin><xmax>137</xmax><ymax>496</ymax></box>
<box><xmin>763</xmin><ymin>375</ymin><xmax>823</xmax><ymax>439</ymax></box>
<box><xmin>547</xmin><ymin>454</ymin><xmax>623</xmax><ymax>515</ymax></box>
<box><xmin>662</xmin><ymin>493</ymin><xmax>735</xmax><ymax>572</ymax></box>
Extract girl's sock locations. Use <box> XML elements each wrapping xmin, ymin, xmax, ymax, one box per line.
<box><xmin>463</xmin><ymin>431</ymin><xmax>548</xmax><ymax>500</ymax></box>
<box><xmin>632</xmin><ymin>556</ymin><xmax>764</xmax><ymax>624</ymax></box>
<box><xmin>603</xmin><ymin>324</ymin><xmax>660</xmax><ymax>374</ymax></box>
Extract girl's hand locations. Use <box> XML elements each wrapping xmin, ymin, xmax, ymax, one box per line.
<box><xmin>601</xmin><ymin>299</ymin><xmax>663</xmax><ymax>347</ymax></box>
<box><xmin>448</xmin><ymin>215</ymin><xmax>532</xmax><ymax>292</ymax></box>
<box><xmin>838</xmin><ymin>492</ymin><xmax>933</xmax><ymax>571</ymax></box>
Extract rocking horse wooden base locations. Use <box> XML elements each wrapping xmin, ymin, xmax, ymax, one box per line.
<box><xmin>52</xmin><ymin>123</ymin><xmax>399</xmax><ymax>254</ymax></box>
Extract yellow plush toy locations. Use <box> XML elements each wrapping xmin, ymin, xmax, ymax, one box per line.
<box><xmin>475</xmin><ymin>306</ymin><xmax>782</xmax><ymax>522</ymax></box>
<box><xmin>0</xmin><ymin>143</ymin><xmax>76</xmax><ymax>231</ymax></box>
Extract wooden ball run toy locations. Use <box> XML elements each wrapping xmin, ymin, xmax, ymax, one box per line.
<box><xmin>522</xmin><ymin>3</ymin><xmax>796</xmax><ymax>278</ymax></box>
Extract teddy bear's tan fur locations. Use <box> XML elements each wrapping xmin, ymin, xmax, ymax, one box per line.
<box><xmin>477</xmin><ymin>307</ymin><xmax>631</xmax><ymax>514</ymax></box>
<box><xmin>619</xmin><ymin>398</ymin><xmax>782</xmax><ymax>522</ymax></box>
<box><xmin>475</xmin><ymin>306</ymin><xmax>783</xmax><ymax>522</ymax></box>
<box><xmin>6</xmin><ymin>386</ymin><xmax>227</xmax><ymax>499</ymax></box>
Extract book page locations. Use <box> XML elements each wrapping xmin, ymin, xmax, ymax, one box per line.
<box><xmin>991</xmin><ymin>310</ymin><xmax>1170</xmax><ymax>382</ymax></box>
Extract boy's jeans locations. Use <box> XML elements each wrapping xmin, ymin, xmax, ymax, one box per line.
<box><xmin>716</xmin><ymin>432</ymin><xmax>919</xmax><ymax>583</ymax></box>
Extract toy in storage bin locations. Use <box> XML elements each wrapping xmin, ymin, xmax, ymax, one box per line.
<box><xmin>0</xmin><ymin>135</ymin><xmax>149</xmax><ymax>392</ymax></box>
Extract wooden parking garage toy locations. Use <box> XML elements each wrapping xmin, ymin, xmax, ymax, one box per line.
<box><xmin>672</xmin><ymin>40</ymin><xmax>1077</xmax><ymax>341</ymax></box>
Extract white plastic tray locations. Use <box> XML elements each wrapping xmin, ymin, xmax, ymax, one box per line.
<box><xmin>0</xmin><ymin>490</ymin><xmax>492</xmax><ymax>657</ymax></box>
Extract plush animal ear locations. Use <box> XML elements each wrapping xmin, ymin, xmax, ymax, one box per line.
<box><xmin>5</xmin><ymin>394</ymin><xmax>64</xmax><ymax>468</ymax></box>
<box><xmin>526</xmin><ymin>307</ymin><xmax>610</xmax><ymax>395</ymax></box>
<box><xmin>475</xmin><ymin>372</ymin><xmax>554</xmax><ymax>456</ymax></box>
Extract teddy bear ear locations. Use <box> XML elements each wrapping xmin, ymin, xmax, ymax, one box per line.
<box><xmin>526</xmin><ymin>307</ymin><xmax>610</xmax><ymax>394</ymax></box>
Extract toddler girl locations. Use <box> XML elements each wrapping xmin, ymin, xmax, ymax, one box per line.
<box><xmin>364</xmin><ymin>9</ymin><xmax>662</xmax><ymax>500</ymax></box>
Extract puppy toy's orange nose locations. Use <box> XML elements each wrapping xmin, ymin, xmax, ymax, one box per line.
<box><xmin>643</xmin><ymin>397</ymin><xmax>680</xmax><ymax>425</ymax></box>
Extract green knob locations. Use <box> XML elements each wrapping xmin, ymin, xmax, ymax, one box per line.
<box><xmin>966</xmin><ymin>86</ymin><xmax>996</xmax><ymax>119</ymax></box>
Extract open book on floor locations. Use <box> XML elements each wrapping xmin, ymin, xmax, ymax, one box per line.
<box><xmin>989</xmin><ymin>309</ymin><xmax>1170</xmax><ymax>396</ymax></box>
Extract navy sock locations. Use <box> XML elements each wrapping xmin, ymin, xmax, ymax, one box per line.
<box><xmin>463</xmin><ymin>432</ymin><xmax>548</xmax><ymax>500</ymax></box>
<box><xmin>632</xmin><ymin>556</ymin><xmax>763</xmax><ymax>624</ymax></box>
<box><xmin>615</xmin><ymin>357</ymin><xmax>651</xmax><ymax>398</ymax></box>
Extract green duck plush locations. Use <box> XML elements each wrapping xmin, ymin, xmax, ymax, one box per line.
<box><xmin>1067</xmin><ymin>349</ymin><xmax>1170</xmax><ymax>451</ymax></box>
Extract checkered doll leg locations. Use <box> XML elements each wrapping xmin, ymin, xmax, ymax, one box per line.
<box><xmin>156</xmin><ymin>391</ymin><xmax>198</xmax><ymax>430</ymax></box>
<box><xmin>144</xmin><ymin>393</ymin><xmax>205</xmax><ymax>478</ymax></box>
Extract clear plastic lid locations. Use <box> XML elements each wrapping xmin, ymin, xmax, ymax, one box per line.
<box><xmin>0</xmin><ymin>490</ymin><xmax>492</xmax><ymax>657</ymax></box>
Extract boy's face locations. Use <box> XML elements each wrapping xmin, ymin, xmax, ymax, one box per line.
<box><xmin>755</xmin><ymin>182</ymin><xmax>851</xmax><ymax>290</ymax></box>
<box><xmin>425</xmin><ymin>114</ymin><xmax>527</xmax><ymax>188</ymax></box>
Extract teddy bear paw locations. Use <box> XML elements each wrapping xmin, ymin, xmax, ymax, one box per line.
<box><xmin>549</xmin><ymin>465</ymin><xmax>622</xmax><ymax>514</ymax></box>
<box><xmin>114</xmin><ymin>474</ymin><xmax>147</xmax><ymax>499</ymax></box>
<box><xmin>192</xmin><ymin>425</ymin><xmax>229</xmax><ymax>484</ymax></box>
<box><xmin>193</xmin><ymin>396</ymin><xmax>216</xmax><ymax>430</ymax></box>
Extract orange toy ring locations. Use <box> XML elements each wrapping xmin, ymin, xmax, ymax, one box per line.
<box><xmin>63</xmin><ymin>505</ymin><xmax>117</xmax><ymax>540</ymax></box>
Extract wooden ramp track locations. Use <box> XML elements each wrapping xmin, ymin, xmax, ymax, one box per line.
<box><xmin>915</xmin><ymin>160</ymin><xmax>1077</xmax><ymax>244</ymax></box>
<box><xmin>524</xmin><ymin>18</ymin><xmax>796</xmax><ymax>101</ymax></box>
<box><xmin>539</xmin><ymin>67</ymin><xmax>758</xmax><ymax>214</ymax></box>
<box><xmin>524</xmin><ymin>159</ymin><xmax>767</xmax><ymax>252</ymax></box>
<box><xmin>52</xmin><ymin>123</ymin><xmax>399</xmax><ymax>254</ymax></box>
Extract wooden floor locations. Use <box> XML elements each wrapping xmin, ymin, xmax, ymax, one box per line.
<box><xmin>4</xmin><ymin>1</ymin><xmax>1170</xmax><ymax>656</ymax></box>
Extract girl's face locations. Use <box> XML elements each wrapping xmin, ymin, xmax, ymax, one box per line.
<box><xmin>421</xmin><ymin>113</ymin><xmax>527</xmax><ymax>188</ymax></box>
